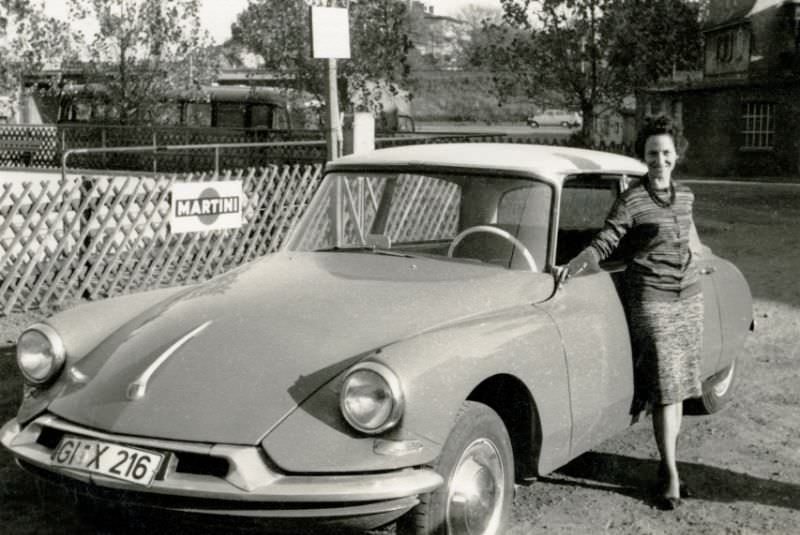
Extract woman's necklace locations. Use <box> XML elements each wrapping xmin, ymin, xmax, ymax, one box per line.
<box><xmin>646</xmin><ymin>181</ymin><xmax>676</xmax><ymax>208</ymax></box>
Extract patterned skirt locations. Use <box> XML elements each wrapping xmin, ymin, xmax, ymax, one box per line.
<box><xmin>627</xmin><ymin>292</ymin><xmax>704</xmax><ymax>410</ymax></box>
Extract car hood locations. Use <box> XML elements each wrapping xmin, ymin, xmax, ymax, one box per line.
<box><xmin>48</xmin><ymin>252</ymin><xmax>552</xmax><ymax>445</ymax></box>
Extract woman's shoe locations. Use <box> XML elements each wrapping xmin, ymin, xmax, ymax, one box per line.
<box><xmin>657</xmin><ymin>462</ymin><xmax>692</xmax><ymax>498</ymax></box>
<box><xmin>655</xmin><ymin>495</ymin><xmax>683</xmax><ymax>511</ymax></box>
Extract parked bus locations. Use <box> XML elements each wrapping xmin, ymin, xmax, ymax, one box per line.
<box><xmin>1</xmin><ymin>79</ymin><xmax>413</xmax><ymax>169</ymax></box>
<box><xmin>51</xmin><ymin>84</ymin><xmax>295</xmax><ymax>130</ymax></box>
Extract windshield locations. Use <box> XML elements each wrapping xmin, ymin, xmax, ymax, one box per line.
<box><xmin>286</xmin><ymin>171</ymin><xmax>553</xmax><ymax>271</ymax></box>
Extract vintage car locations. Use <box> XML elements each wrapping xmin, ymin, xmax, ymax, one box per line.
<box><xmin>526</xmin><ymin>109</ymin><xmax>582</xmax><ymax>128</ymax></box>
<box><xmin>1</xmin><ymin>144</ymin><xmax>753</xmax><ymax>534</ymax></box>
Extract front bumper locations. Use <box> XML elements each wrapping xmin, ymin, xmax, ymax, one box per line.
<box><xmin>1</xmin><ymin>414</ymin><xmax>442</xmax><ymax>528</ymax></box>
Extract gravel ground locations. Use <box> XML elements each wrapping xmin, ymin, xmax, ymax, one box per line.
<box><xmin>1</xmin><ymin>180</ymin><xmax>799</xmax><ymax>534</ymax></box>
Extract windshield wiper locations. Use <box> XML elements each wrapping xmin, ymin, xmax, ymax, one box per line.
<box><xmin>316</xmin><ymin>246</ymin><xmax>415</xmax><ymax>258</ymax></box>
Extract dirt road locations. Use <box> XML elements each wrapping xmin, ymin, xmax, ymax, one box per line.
<box><xmin>1</xmin><ymin>181</ymin><xmax>798</xmax><ymax>534</ymax></box>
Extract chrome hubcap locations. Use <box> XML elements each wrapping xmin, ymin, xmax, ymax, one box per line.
<box><xmin>713</xmin><ymin>360</ymin><xmax>735</xmax><ymax>397</ymax></box>
<box><xmin>446</xmin><ymin>438</ymin><xmax>505</xmax><ymax>535</ymax></box>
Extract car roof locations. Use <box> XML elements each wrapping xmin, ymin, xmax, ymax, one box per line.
<box><xmin>327</xmin><ymin>143</ymin><xmax>646</xmax><ymax>185</ymax></box>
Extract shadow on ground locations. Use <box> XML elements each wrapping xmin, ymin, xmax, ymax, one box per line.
<box><xmin>545</xmin><ymin>451</ymin><xmax>800</xmax><ymax>511</ymax></box>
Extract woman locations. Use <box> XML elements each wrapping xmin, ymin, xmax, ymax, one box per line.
<box><xmin>565</xmin><ymin>116</ymin><xmax>703</xmax><ymax>510</ymax></box>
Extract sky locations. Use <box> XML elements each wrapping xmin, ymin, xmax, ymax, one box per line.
<box><xmin>192</xmin><ymin>0</ymin><xmax>505</xmax><ymax>43</ymax></box>
<box><xmin>43</xmin><ymin>0</ymin><xmax>504</xmax><ymax>45</ymax></box>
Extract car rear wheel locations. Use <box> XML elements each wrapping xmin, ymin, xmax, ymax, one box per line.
<box><xmin>528</xmin><ymin>121</ymin><xmax>539</xmax><ymax>128</ymax></box>
<box><xmin>560</xmin><ymin>121</ymin><xmax>569</xmax><ymax>127</ymax></box>
<box><xmin>397</xmin><ymin>401</ymin><xmax>514</xmax><ymax>535</ymax></box>
<box><xmin>686</xmin><ymin>358</ymin><xmax>737</xmax><ymax>415</ymax></box>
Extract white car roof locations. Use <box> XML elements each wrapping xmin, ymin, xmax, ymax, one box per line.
<box><xmin>328</xmin><ymin>143</ymin><xmax>646</xmax><ymax>184</ymax></box>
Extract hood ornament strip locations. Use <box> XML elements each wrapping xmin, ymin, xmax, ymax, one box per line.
<box><xmin>126</xmin><ymin>320</ymin><xmax>212</xmax><ymax>401</ymax></box>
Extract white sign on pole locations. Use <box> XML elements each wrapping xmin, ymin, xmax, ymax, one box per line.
<box><xmin>311</xmin><ymin>6</ymin><xmax>351</xmax><ymax>59</ymax></box>
<box><xmin>170</xmin><ymin>181</ymin><xmax>243</xmax><ymax>234</ymax></box>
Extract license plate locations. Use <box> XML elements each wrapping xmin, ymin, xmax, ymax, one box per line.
<box><xmin>51</xmin><ymin>435</ymin><xmax>164</xmax><ymax>487</ymax></box>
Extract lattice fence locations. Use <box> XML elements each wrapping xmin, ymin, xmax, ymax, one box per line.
<box><xmin>1</xmin><ymin>164</ymin><xmax>323</xmax><ymax>315</ymax></box>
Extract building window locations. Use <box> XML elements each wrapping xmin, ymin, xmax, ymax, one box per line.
<box><xmin>741</xmin><ymin>102</ymin><xmax>775</xmax><ymax>149</ymax></box>
<box><xmin>794</xmin><ymin>6</ymin><xmax>800</xmax><ymax>52</ymax></box>
<box><xmin>716</xmin><ymin>32</ymin><xmax>734</xmax><ymax>63</ymax></box>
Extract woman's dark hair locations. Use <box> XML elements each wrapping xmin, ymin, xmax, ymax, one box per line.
<box><xmin>634</xmin><ymin>115</ymin><xmax>679</xmax><ymax>160</ymax></box>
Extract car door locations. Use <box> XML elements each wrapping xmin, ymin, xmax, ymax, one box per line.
<box><xmin>538</xmin><ymin>175</ymin><xmax>636</xmax><ymax>459</ymax></box>
<box><xmin>538</xmin><ymin>270</ymin><xmax>634</xmax><ymax>459</ymax></box>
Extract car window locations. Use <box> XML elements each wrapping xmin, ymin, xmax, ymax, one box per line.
<box><xmin>556</xmin><ymin>175</ymin><xmax>622</xmax><ymax>265</ymax></box>
<box><xmin>287</xmin><ymin>172</ymin><xmax>552</xmax><ymax>271</ymax></box>
<box><xmin>560</xmin><ymin>184</ymin><xmax>616</xmax><ymax>229</ymax></box>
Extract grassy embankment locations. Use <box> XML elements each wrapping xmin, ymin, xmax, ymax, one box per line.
<box><xmin>409</xmin><ymin>71</ymin><xmax>538</xmax><ymax>124</ymax></box>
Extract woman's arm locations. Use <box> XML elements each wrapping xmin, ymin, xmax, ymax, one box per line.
<box><xmin>565</xmin><ymin>197</ymin><xmax>632</xmax><ymax>276</ymax></box>
<box><xmin>589</xmin><ymin>197</ymin><xmax>632</xmax><ymax>261</ymax></box>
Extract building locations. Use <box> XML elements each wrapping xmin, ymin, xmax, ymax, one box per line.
<box><xmin>592</xmin><ymin>96</ymin><xmax>637</xmax><ymax>147</ymax></box>
<box><xmin>407</xmin><ymin>1</ymin><xmax>469</xmax><ymax>69</ymax></box>
<box><xmin>638</xmin><ymin>0</ymin><xmax>800</xmax><ymax>176</ymax></box>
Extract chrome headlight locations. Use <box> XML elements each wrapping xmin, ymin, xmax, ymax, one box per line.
<box><xmin>340</xmin><ymin>362</ymin><xmax>404</xmax><ymax>435</ymax></box>
<box><xmin>16</xmin><ymin>324</ymin><xmax>66</xmax><ymax>385</ymax></box>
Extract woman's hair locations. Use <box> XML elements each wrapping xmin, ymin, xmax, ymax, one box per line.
<box><xmin>634</xmin><ymin>115</ymin><xmax>679</xmax><ymax>160</ymax></box>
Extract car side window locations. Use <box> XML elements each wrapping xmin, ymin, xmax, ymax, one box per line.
<box><xmin>556</xmin><ymin>175</ymin><xmax>620</xmax><ymax>265</ymax></box>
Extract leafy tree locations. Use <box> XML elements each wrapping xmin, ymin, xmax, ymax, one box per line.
<box><xmin>229</xmin><ymin>0</ymin><xmax>413</xmax><ymax>114</ymax></box>
<box><xmin>475</xmin><ymin>0</ymin><xmax>704</xmax><ymax>139</ymax></box>
<box><xmin>453</xmin><ymin>3</ymin><xmax>503</xmax><ymax>68</ymax></box>
<box><xmin>67</xmin><ymin>0</ymin><xmax>218</xmax><ymax>124</ymax></box>
<box><xmin>0</xmin><ymin>1</ymin><xmax>80</xmax><ymax>96</ymax></box>
<box><xmin>606</xmin><ymin>0</ymin><xmax>704</xmax><ymax>90</ymax></box>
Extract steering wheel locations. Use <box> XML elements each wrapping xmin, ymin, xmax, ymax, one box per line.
<box><xmin>447</xmin><ymin>225</ymin><xmax>538</xmax><ymax>272</ymax></box>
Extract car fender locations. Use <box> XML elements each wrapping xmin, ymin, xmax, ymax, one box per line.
<box><xmin>261</xmin><ymin>304</ymin><xmax>570</xmax><ymax>474</ymax></box>
<box><xmin>712</xmin><ymin>256</ymin><xmax>753</xmax><ymax>370</ymax></box>
<box><xmin>42</xmin><ymin>285</ymin><xmax>194</xmax><ymax>362</ymax></box>
<box><xmin>15</xmin><ymin>285</ymin><xmax>192</xmax><ymax>423</ymax></box>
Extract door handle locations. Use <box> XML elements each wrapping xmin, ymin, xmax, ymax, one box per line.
<box><xmin>700</xmin><ymin>265</ymin><xmax>716</xmax><ymax>275</ymax></box>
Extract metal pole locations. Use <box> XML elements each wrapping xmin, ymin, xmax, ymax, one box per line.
<box><xmin>326</xmin><ymin>58</ymin><xmax>340</xmax><ymax>161</ymax></box>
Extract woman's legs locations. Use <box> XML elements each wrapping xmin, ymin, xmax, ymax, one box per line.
<box><xmin>653</xmin><ymin>401</ymin><xmax>683</xmax><ymax>499</ymax></box>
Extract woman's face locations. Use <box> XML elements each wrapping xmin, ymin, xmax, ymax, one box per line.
<box><xmin>643</xmin><ymin>134</ymin><xmax>677</xmax><ymax>184</ymax></box>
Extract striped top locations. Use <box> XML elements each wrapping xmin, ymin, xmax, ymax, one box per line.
<box><xmin>588</xmin><ymin>181</ymin><xmax>700</xmax><ymax>300</ymax></box>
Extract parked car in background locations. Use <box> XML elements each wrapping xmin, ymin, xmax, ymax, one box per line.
<box><xmin>1</xmin><ymin>144</ymin><xmax>753</xmax><ymax>534</ymax></box>
<box><xmin>527</xmin><ymin>109</ymin><xmax>582</xmax><ymax>128</ymax></box>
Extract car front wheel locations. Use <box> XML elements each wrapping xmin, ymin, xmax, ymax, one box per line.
<box><xmin>528</xmin><ymin>121</ymin><xmax>539</xmax><ymax>128</ymax></box>
<box><xmin>686</xmin><ymin>358</ymin><xmax>737</xmax><ymax>415</ymax></box>
<box><xmin>398</xmin><ymin>401</ymin><xmax>514</xmax><ymax>535</ymax></box>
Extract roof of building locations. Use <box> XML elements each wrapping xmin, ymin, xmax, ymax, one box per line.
<box><xmin>641</xmin><ymin>72</ymin><xmax>800</xmax><ymax>93</ymax></box>
<box><xmin>327</xmin><ymin>143</ymin><xmax>646</xmax><ymax>183</ymax></box>
<box><xmin>703</xmin><ymin>0</ymin><xmax>794</xmax><ymax>32</ymax></box>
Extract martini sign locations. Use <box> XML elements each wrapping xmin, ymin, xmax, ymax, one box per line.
<box><xmin>170</xmin><ymin>181</ymin><xmax>244</xmax><ymax>234</ymax></box>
